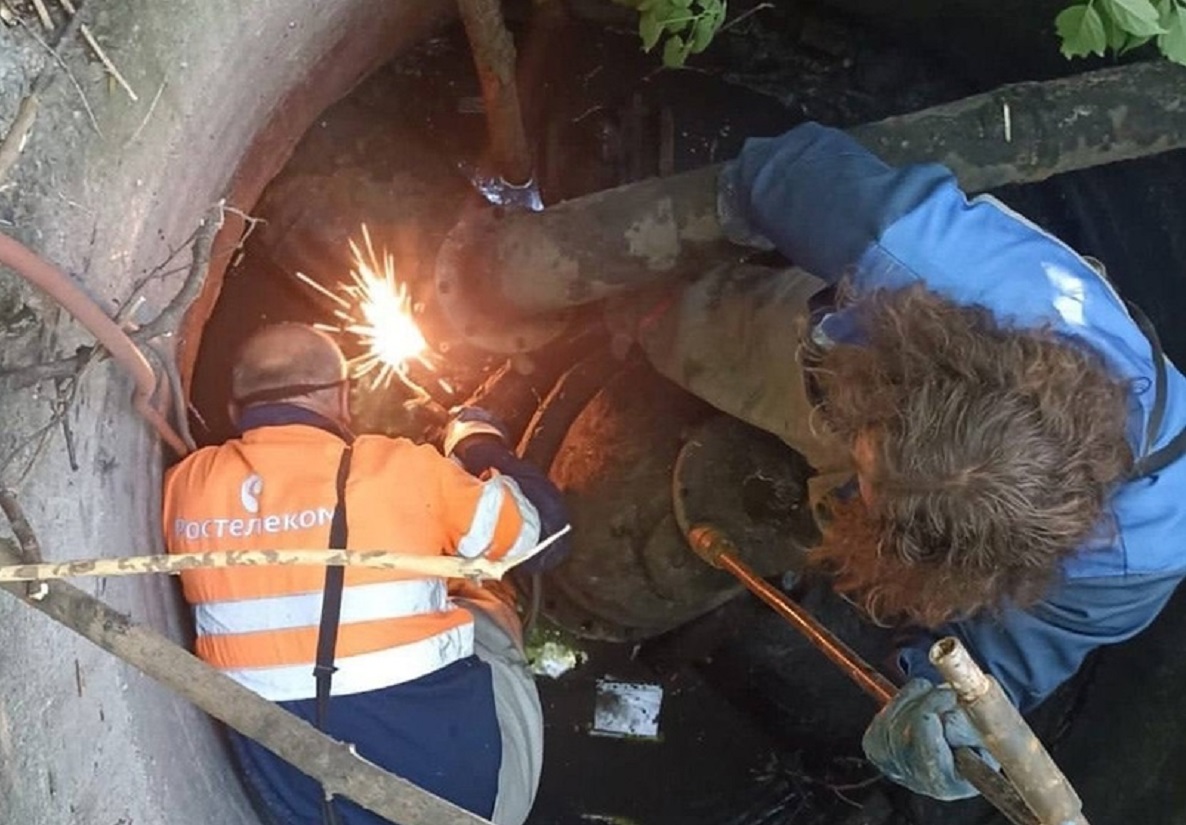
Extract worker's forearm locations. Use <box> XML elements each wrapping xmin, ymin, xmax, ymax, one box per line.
<box><xmin>454</xmin><ymin>437</ymin><xmax>572</xmax><ymax>573</ymax></box>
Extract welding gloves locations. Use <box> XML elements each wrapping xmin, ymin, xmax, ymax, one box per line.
<box><xmin>442</xmin><ymin>406</ymin><xmax>512</xmax><ymax>458</ymax></box>
<box><xmin>444</xmin><ymin>406</ymin><xmax>574</xmax><ymax>574</ymax></box>
<box><xmin>862</xmin><ymin>678</ymin><xmax>989</xmax><ymax>801</ymax></box>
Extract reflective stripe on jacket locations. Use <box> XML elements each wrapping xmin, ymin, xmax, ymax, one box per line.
<box><xmin>163</xmin><ymin>422</ymin><xmax>541</xmax><ymax>701</ymax></box>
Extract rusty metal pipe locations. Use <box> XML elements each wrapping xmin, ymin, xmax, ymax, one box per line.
<box><xmin>0</xmin><ymin>231</ymin><xmax>190</xmax><ymax>456</ymax></box>
<box><xmin>685</xmin><ymin>523</ymin><xmax>1039</xmax><ymax>825</ymax></box>
<box><xmin>435</xmin><ymin>60</ymin><xmax>1186</xmax><ymax>346</ymax></box>
<box><xmin>932</xmin><ymin>638</ymin><xmax>1090</xmax><ymax>825</ymax></box>
<box><xmin>457</xmin><ymin>0</ymin><xmax>533</xmax><ymax>186</ymax></box>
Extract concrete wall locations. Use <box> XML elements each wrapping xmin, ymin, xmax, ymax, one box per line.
<box><xmin>0</xmin><ymin>2</ymin><xmax>448</xmax><ymax>822</ymax></box>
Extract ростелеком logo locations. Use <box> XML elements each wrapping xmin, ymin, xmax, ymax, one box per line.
<box><xmin>240</xmin><ymin>474</ymin><xmax>263</xmax><ymax>514</ymax></box>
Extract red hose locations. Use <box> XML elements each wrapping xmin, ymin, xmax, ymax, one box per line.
<box><xmin>0</xmin><ymin>231</ymin><xmax>191</xmax><ymax>456</ymax></box>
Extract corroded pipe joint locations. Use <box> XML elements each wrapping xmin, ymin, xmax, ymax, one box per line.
<box><xmin>685</xmin><ymin>524</ymin><xmax>733</xmax><ymax>568</ymax></box>
<box><xmin>930</xmin><ymin>636</ymin><xmax>992</xmax><ymax>704</ymax></box>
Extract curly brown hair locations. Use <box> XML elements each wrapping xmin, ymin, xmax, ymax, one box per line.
<box><xmin>805</xmin><ymin>284</ymin><xmax>1134</xmax><ymax>628</ymax></box>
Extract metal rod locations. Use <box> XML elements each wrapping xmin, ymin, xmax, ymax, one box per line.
<box><xmin>684</xmin><ymin>524</ymin><xmax>1039</xmax><ymax>825</ymax></box>
<box><xmin>932</xmin><ymin>638</ymin><xmax>1090</xmax><ymax>825</ymax></box>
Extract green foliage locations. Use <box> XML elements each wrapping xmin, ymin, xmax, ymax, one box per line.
<box><xmin>615</xmin><ymin>0</ymin><xmax>727</xmax><ymax>67</ymax></box>
<box><xmin>1055</xmin><ymin>0</ymin><xmax>1186</xmax><ymax>64</ymax></box>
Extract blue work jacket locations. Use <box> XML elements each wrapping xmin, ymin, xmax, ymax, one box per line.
<box><xmin>726</xmin><ymin>122</ymin><xmax>1186</xmax><ymax>712</ymax></box>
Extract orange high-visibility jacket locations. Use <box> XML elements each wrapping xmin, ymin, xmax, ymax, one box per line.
<box><xmin>163</xmin><ymin>423</ymin><xmax>540</xmax><ymax>701</ymax></box>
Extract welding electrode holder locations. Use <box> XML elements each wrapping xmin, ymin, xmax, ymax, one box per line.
<box><xmin>930</xmin><ymin>638</ymin><xmax>1089</xmax><ymax>825</ymax></box>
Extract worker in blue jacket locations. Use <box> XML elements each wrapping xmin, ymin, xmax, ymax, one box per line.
<box><xmin>637</xmin><ymin>122</ymin><xmax>1186</xmax><ymax>800</ymax></box>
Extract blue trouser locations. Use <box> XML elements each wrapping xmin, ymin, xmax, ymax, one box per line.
<box><xmin>228</xmin><ymin>655</ymin><xmax>501</xmax><ymax>825</ymax></box>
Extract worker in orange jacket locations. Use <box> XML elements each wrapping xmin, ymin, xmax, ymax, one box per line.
<box><xmin>164</xmin><ymin>323</ymin><xmax>571</xmax><ymax>825</ymax></box>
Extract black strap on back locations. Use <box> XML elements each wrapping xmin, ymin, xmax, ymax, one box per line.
<box><xmin>314</xmin><ymin>446</ymin><xmax>353</xmax><ymax>825</ymax></box>
<box><xmin>1126</xmin><ymin>301</ymin><xmax>1186</xmax><ymax>478</ymax></box>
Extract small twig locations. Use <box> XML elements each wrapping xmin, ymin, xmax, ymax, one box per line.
<box><xmin>53</xmin><ymin>376</ymin><xmax>80</xmax><ymax>470</ymax></box>
<box><xmin>79</xmin><ymin>25</ymin><xmax>137</xmax><ymax>101</ymax></box>
<box><xmin>56</xmin><ymin>0</ymin><xmax>138</xmax><ymax>102</ymax></box>
<box><xmin>1</xmin><ymin>5</ymin><xmax>94</xmax><ymax>180</ymax></box>
<box><xmin>133</xmin><ymin>204</ymin><xmax>222</xmax><ymax>341</ymax></box>
<box><xmin>0</xmin><ymin>488</ymin><xmax>44</xmax><ymax>562</ymax></box>
<box><xmin>0</xmin><ymin>370</ymin><xmax>84</xmax><ymax>486</ymax></box>
<box><xmin>146</xmin><ymin>339</ymin><xmax>197</xmax><ymax>452</ymax></box>
<box><xmin>15</xmin><ymin>11</ymin><xmax>102</xmax><ymax>137</ymax></box>
<box><xmin>220</xmin><ymin>204</ymin><xmax>267</xmax><ymax>266</ymax></box>
<box><xmin>0</xmin><ymin>95</ymin><xmax>40</xmax><ymax>183</ymax></box>
<box><xmin>719</xmin><ymin>1</ymin><xmax>774</xmax><ymax>34</ymax></box>
<box><xmin>571</xmin><ymin>104</ymin><xmax>603</xmax><ymax>124</ymax></box>
<box><xmin>127</xmin><ymin>78</ymin><xmax>165</xmax><ymax>145</ymax></box>
<box><xmin>0</xmin><ymin>205</ymin><xmax>224</xmax><ymax>391</ymax></box>
<box><xmin>29</xmin><ymin>0</ymin><xmax>53</xmax><ymax>29</ymax></box>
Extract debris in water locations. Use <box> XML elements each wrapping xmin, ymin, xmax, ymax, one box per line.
<box><xmin>529</xmin><ymin>640</ymin><xmax>587</xmax><ymax>679</ymax></box>
<box><xmin>592</xmin><ymin>680</ymin><xmax>663</xmax><ymax>740</ymax></box>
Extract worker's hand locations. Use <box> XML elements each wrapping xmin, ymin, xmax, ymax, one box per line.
<box><xmin>862</xmin><ymin>678</ymin><xmax>987</xmax><ymax>801</ymax></box>
<box><xmin>443</xmin><ymin>406</ymin><xmax>511</xmax><ymax>458</ymax></box>
<box><xmin>717</xmin><ymin>160</ymin><xmax>777</xmax><ymax>251</ymax></box>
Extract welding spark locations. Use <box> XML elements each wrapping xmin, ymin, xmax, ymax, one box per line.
<box><xmin>295</xmin><ymin>225</ymin><xmax>444</xmax><ymax>399</ymax></box>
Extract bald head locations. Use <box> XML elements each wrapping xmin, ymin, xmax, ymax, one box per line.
<box><xmin>231</xmin><ymin>323</ymin><xmax>348</xmax><ymax>416</ymax></box>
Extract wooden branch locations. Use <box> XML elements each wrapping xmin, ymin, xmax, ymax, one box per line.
<box><xmin>0</xmin><ymin>489</ymin><xmax>43</xmax><ymax>562</ymax></box>
<box><xmin>0</xmin><ymin>538</ymin><xmax>493</xmax><ymax>825</ymax></box>
<box><xmin>0</xmin><ymin>525</ymin><xmax>572</xmax><ymax>583</ymax></box>
<box><xmin>29</xmin><ymin>0</ymin><xmax>53</xmax><ymax>29</ymax></box>
<box><xmin>0</xmin><ymin>95</ymin><xmax>39</xmax><ymax>182</ymax></box>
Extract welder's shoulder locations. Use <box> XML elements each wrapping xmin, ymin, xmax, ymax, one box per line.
<box><xmin>164</xmin><ymin>442</ymin><xmax>238</xmax><ymax>488</ymax></box>
<box><xmin>349</xmin><ymin>434</ymin><xmax>455</xmax><ymax>473</ymax></box>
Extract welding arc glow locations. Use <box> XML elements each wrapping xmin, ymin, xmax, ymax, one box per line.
<box><xmin>295</xmin><ymin>225</ymin><xmax>440</xmax><ymax>395</ymax></box>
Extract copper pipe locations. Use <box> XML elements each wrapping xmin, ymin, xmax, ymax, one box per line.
<box><xmin>685</xmin><ymin>524</ymin><xmax>1039</xmax><ymax>825</ymax></box>
<box><xmin>0</xmin><ymin>231</ymin><xmax>190</xmax><ymax>456</ymax></box>
<box><xmin>688</xmin><ymin>525</ymin><xmax>896</xmax><ymax>704</ymax></box>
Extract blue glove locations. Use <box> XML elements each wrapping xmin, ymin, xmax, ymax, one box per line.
<box><xmin>442</xmin><ymin>406</ymin><xmax>511</xmax><ymax>458</ymax></box>
<box><xmin>862</xmin><ymin>678</ymin><xmax>989</xmax><ymax>801</ymax></box>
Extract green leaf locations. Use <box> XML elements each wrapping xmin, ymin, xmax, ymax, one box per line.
<box><xmin>1101</xmin><ymin>10</ymin><xmax>1129</xmax><ymax>48</ymax></box>
<box><xmin>662</xmin><ymin>33</ymin><xmax>689</xmax><ymax>66</ymax></box>
<box><xmin>670</xmin><ymin>0</ymin><xmax>693</xmax><ymax>8</ymax></box>
<box><xmin>1055</xmin><ymin>4</ymin><xmax>1108</xmax><ymax>57</ymax></box>
<box><xmin>1118</xmin><ymin>31</ymin><xmax>1154</xmax><ymax>51</ymax></box>
<box><xmin>663</xmin><ymin>14</ymin><xmax>692</xmax><ymax>33</ymax></box>
<box><xmin>1101</xmin><ymin>0</ymin><xmax>1167</xmax><ymax>36</ymax></box>
<box><xmin>1158</xmin><ymin>3</ymin><xmax>1186</xmax><ymax>63</ymax></box>
<box><xmin>689</xmin><ymin>13</ymin><xmax>720</xmax><ymax>52</ymax></box>
<box><xmin>640</xmin><ymin>11</ymin><xmax>663</xmax><ymax>51</ymax></box>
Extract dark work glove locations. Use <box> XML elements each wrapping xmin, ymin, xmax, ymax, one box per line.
<box><xmin>862</xmin><ymin>678</ymin><xmax>992</xmax><ymax>801</ymax></box>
